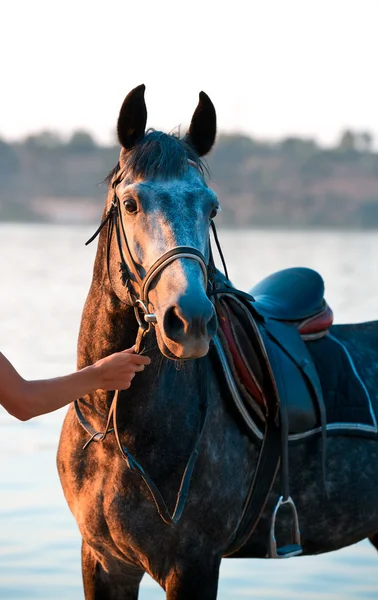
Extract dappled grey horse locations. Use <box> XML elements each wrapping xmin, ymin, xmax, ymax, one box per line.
<box><xmin>57</xmin><ymin>85</ymin><xmax>378</xmax><ymax>599</ymax></box>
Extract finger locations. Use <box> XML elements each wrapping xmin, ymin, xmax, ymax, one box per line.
<box><xmin>133</xmin><ymin>364</ymin><xmax>145</xmax><ymax>372</ymax></box>
<box><xmin>122</xmin><ymin>345</ymin><xmax>136</xmax><ymax>354</ymax></box>
<box><xmin>129</xmin><ymin>354</ymin><xmax>151</xmax><ymax>365</ymax></box>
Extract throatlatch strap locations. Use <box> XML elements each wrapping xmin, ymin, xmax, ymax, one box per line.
<box><xmin>85</xmin><ymin>204</ymin><xmax>116</xmax><ymax>246</ymax></box>
<box><xmin>211</xmin><ymin>221</ymin><xmax>229</xmax><ymax>282</ymax></box>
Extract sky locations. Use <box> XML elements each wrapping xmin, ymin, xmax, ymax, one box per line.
<box><xmin>1</xmin><ymin>0</ymin><xmax>377</xmax><ymax>147</ymax></box>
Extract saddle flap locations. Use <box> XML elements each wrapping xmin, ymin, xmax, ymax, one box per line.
<box><xmin>215</xmin><ymin>293</ymin><xmax>323</xmax><ymax>434</ymax></box>
<box><xmin>262</xmin><ymin>318</ymin><xmax>324</xmax><ymax>406</ymax></box>
<box><xmin>257</xmin><ymin>321</ymin><xmax>319</xmax><ymax>432</ymax></box>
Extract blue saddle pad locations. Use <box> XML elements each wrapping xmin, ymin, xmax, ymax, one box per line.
<box><xmin>296</xmin><ymin>334</ymin><xmax>378</xmax><ymax>440</ymax></box>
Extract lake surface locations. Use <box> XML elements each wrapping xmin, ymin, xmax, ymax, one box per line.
<box><xmin>1</xmin><ymin>224</ymin><xmax>378</xmax><ymax>599</ymax></box>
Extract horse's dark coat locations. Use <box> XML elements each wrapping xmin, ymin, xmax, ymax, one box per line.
<box><xmin>57</xmin><ymin>86</ymin><xmax>378</xmax><ymax>599</ymax></box>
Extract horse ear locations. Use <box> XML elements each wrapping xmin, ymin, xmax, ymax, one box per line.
<box><xmin>117</xmin><ymin>84</ymin><xmax>147</xmax><ymax>150</ymax></box>
<box><xmin>186</xmin><ymin>91</ymin><xmax>217</xmax><ymax>157</ymax></box>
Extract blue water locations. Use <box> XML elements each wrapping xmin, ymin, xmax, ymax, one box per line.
<box><xmin>1</xmin><ymin>224</ymin><xmax>378</xmax><ymax>599</ymax></box>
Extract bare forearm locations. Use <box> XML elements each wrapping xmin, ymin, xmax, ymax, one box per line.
<box><xmin>17</xmin><ymin>366</ymin><xmax>102</xmax><ymax>420</ymax></box>
<box><xmin>0</xmin><ymin>356</ymin><xmax>100</xmax><ymax>421</ymax></box>
<box><xmin>0</xmin><ymin>349</ymin><xmax>150</xmax><ymax>421</ymax></box>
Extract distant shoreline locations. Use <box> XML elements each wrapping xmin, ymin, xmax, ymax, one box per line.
<box><xmin>2</xmin><ymin>131</ymin><xmax>378</xmax><ymax>228</ymax></box>
<box><xmin>3</xmin><ymin>219</ymin><xmax>378</xmax><ymax>232</ymax></box>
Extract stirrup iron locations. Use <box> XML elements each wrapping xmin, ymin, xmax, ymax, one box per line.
<box><xmin>268</xmin><ymin>496</ymin><xmax>303</xmax><ymax>558</ymax></box>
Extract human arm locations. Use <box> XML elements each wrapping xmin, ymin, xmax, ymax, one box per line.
<box><xmin>0</xmin><ymin>348</ymin><xmax>150</xmax><ymax>421</ymax></box>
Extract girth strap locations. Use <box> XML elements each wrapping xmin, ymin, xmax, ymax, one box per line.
<box><xmin>224</xmin><ymin>410</ymin><xmax>281</xmax><ymax>556</ymax></box>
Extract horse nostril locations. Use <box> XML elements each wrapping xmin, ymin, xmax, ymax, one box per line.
<box><xmin>164</xmin><ymin>306</ymin><xmax>186</xmax><ymax>339</ymax></box>
<box><xmin>163</xmin><ymin>299</ymin><xmax>216</xmax><ymax>343</ymax></box>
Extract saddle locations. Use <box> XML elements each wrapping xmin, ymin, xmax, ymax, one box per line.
<box><xmin>212</xmin><ymin>267</ymin><xmax>333</xmax><ymax>559</ymax></box>
<box><xmin>215</xmin><ymin>267</ymin><xmax>332</xmax><ymax>433</ymax></box>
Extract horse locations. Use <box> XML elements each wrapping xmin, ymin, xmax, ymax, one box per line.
<box><xmin>57</xmin><ymin>84</ymin><xmax>378</xmax><ymax>600</ymax></box>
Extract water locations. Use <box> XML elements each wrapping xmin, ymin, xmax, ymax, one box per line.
<box><xmin>1</xmin><ymin>224</ymin><xmax>378</xmax><ymax>599</ymax></box>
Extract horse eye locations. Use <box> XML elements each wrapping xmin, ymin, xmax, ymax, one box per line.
<box><xmin>123</xmin><ymin>198</ymin><xmax>138</xmax><ymax>214</ymax></box>
<box><xmin>210</xmin><ymin>207</ymin><xmax>218</xmax><ymax>219</ymax></box>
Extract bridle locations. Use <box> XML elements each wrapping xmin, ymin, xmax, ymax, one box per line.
<box><xmin>72</xmin><ymin>159</ymin><xmax>313</xmax><ymax>553</ymax></box>
<box><xmin>74</xmin><ymin>159</ymin><xmax>229</xmax><ymax>525</ymax></box>
<box><xmin>85</xmin><ymin>160</ymin><xmax>221</xmax><ymax>353</ymax></box>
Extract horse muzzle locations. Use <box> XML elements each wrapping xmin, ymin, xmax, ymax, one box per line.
<box><xmin>159</xmin><ymin>293</ymin><xmax>217</xmax><ymax>359</ymax></box>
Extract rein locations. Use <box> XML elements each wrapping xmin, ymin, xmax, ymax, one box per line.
<box><xmin>73</xmin><ymin>160</ymin><xmax>294</xmax><ymax>549</ymax></box>
<box><xmin>75</xmin><ymin>363</ymin><xmax>208</xmax><ymax>525</ymax></box>
<box><xmin>74</xmin><ymin>160</ymin><xmax>225</xmax><ymax>526</ymax></box>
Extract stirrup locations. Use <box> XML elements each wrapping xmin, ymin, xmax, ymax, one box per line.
<box><xmin>268</xmin><ymin>496</ymin><xmax>303</xmax><ymax>558</ymax></box>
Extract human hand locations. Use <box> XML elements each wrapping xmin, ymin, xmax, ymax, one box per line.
<box><xmin>92</xmin><ymin>346</ymin><xmax>151</xmax><ymax>390</ymax></box>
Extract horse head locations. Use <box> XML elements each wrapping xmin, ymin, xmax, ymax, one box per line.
<box><xmin>106</xmin><ymin>84</ymin><xmax>219</xmax><ymax>360</ymax></box>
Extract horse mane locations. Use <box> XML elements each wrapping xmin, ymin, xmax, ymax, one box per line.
<box><xmin>105</xmin><ymin>129</ymin><xmax>208</xmax><ymax>185</ymax></box>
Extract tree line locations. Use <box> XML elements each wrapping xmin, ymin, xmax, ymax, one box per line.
<box><xmin>1</xmin><ymin>128</ymin><xmax>378</xmax><ymax>227</ymax></box>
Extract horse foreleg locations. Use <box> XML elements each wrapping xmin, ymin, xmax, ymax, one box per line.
<box><xmin>165</xmin><ymin>556</ymin><xmax>221</xmax><ymax>600</ymax></box>
<box><xmin>81</xmin><ymin>540</ymin><xmax>144</xmax><ymax>600</ymax></box>
<box><xmin>369</xmin><ymin>533</ymin><xmax>378</xmax><ymax>552</ymax></box>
